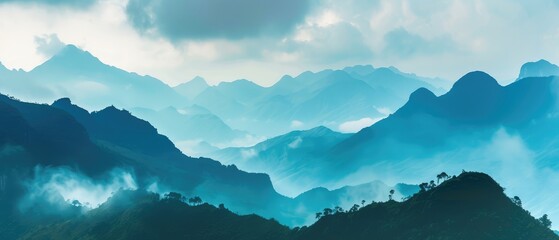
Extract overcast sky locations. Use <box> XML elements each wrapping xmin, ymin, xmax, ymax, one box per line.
<box><xmin>0</xmin><ymin>0</ymin><xmax>558</xmax><ymax>86</ymax></box>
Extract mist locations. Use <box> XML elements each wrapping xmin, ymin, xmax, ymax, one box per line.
<box><xmin>20</xmin><ymin>166</ymin><xmax>138</xmax><ymax>213</ymax></box>
<box><xmin>335</xmin><ymin>127</ymin><xmax>559</xmax><ymax>227</ymax></box>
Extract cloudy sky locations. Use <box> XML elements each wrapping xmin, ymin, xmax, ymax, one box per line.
<box><xmin>0</xmin><ymin>0</ymin><xmax>558</xmax><ymax>86</ymax></box>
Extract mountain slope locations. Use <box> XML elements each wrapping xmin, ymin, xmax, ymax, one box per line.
<box><xmin>1</xmin><ymin>45</ymin><xmax>186</xmax><ymax>110</ymax></box>
<box><xmin>173</xmin><ymin>76</ymin><xmax>209</xmax><ymax>100</ymax></box>
<box><xmin>294</xmin><ymin>172</ymin><xmax>558</xmax><ymax>240</ymax></box>
<box><xmin>209</xmin><ymin>126</ymin><xmax>351</xmax><ymax>195</ymax></box>
<box><xmin>22</xmin><ymin>190</ymin><xmax>292</xmax><ymax>240</ymax></box>
<box><xmin>321</xmin><ymin>72</ymin><xmax>559</xmax><ymax>225</ymax></box>
<box><xmin>336</xmin><ymin>71</ymin><xmax>556</xmax><ymax>159</ymax></box>
<box><xmin>0</xmin><ymin>94</ymin><xmax>302</xmax><ymax>238</ymax></box>
<box><xmin>127</xmin><ymin>106</ymin><xmax>246</xmax><ymax>154</ymax></box>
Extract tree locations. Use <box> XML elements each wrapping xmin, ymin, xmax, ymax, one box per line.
<box><xmin>315</xmin><ymin>212</ymin><xmax>323</xmax><ymax>219</ymax></box>
<box><xmin>71</xmin><ymin>200</ymin><xmax>82</xmax><ymax>207</ymax></box>
<box><xmin>389</xmin><ymin>189</ymin><xmax>395</xmax><ymax>201</ymax></box>
<box><xmin>334</xmin><ymin>206</ymin><xmax>344</xmax><ymax>214</ymax></box>
<box><xmin>429</xmin><ymin>180</ymin><xmax>436</xmax><ymax>189</ymax></box>
<box><xmin>188</xmin><ymin>196</ymin><xmax>202</xmax><ymax>206</ymax></box>
<box><xmin>437</xmin><ymin>172</ymin><xmax>449</xmax><ymax>183</ymax></box>
<box><xmin>164</xmin><ymin>192</ymin><xmax>185</xmax><ymax>202</ymax></box>
<box><xmin>219</xmin><ymin>203</ymin><xmax>226</xmax><ymax>210</ymax></box>
<box><xmin>361</xmin><ymin>200</ymin><xmax>366</xmax><ymax>207</ymax></box>
<box><xmin>511</xmin><ymin>196</ymin><xmax>522</xmax><ymax>207</ymax></box>
<box><xmin>539</xmin><ymin>214</ymin><xmax>552</xmax><ymax>229</ymax></box>
<box><xmin>419</xmin><ymin>182</ymin><xmax>429</xmax><ymax>192</ymax></box>
<box><xmin>323</xmin><ymin>208</ymin><xmax>333</xmax><ymax>216</ymax></box>
<box><xmin>350</xmin><ymin>204</ymin><xmax>360</xmax><ymax>213</ymax></box>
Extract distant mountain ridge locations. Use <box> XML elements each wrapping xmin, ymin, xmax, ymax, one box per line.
<box><xmin>209</xmin><ymin>70</ymin><xmax>559</xmax><ymax>227</ymax></box>
<box><xmin>173</xmin><ymin>76</ymin><xmax>209</xmax><ymax>101</ymax></box>
<box><xmin>178</xmin><ymin>65</ymin><xmax>445</xmax><ymax>137</ymax></box>
<box><xmin>518</xmin><ymin>59</ymin><xmax>559</xmax><ymax>80</ymax></box>
<box><xmin>0</xmin><ymin>45</ymin><xmax>185</xmax><ymax>111</ymax></box>
<box><xmin>208</xmin><ymin>126</ymin><xmax>351</xmax><ymax>195</ymax></box>
<box><xmin>0</xmin><ymin>45</ymin><xmax>449</xmax><ymax>152</ymax></box>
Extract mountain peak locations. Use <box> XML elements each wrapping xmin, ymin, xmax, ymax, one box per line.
<box><xmin>409</xmin><ymin>87</ymin><xmax>437</xmax><ymax>103</ymax></box>
<box><xmin>218</xmin><ymin>79</ymin><xmax>259</xmax><ymax>88</ymax></box>
<box><xmin>430</xmin><ymin>172</ymin><xmax>504</xmax><ymax>201</ymax></box>
<box><xmin>342</xmin><ymin>64</ymin><xmax>375</xmax><ymax>76</ymax></box>
<box><xmin>56</xmin><ymin>44</ymin><xmax>97</xmax><ymax>60</ymax></box>
<box><xmin>52</xmin><ymin>97</ymin><xmax>73</xmax><ymax>106</ymax></box>
<box><xmin>174</xmin><ymin>76</ymin><xmax>210</xmax><ymax>99</ymax></box>
<box><xmin>366</xmin><ymin>67</ymin><xmax>405</xmax><ymax>80</ymax></box>
<box><xmin>449</xmin><ymin>71</ymin><xmax>500</xmax><ymax>95</ymax></box>
<box><xmin>189</xmin><ymin>76</ymin><xmax>208</xmax><ymax>85</ymax></box>
<box><xmin>305</xmin><ymin>126</ymin><xmax>334</xmax><ymax>135</ymax></box>
<box><xmin>54</xmin><ymin>44</ymin><xmax>102</xmax><ymax>65</ymax></box>
<box><xmin>518</xmin><ymin>59</ymin><xmax>559</xmax><ymax>80</ymax></box>
<box><xmin>32</xmin><ymin>44</ymin><xmax>103</xmax><ymax>73</ymax></box>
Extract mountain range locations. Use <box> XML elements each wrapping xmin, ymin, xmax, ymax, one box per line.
<box><xmin>0</xmin><ymin>45</ymin><xmax>447</xmax><ymax>154</ymax></box>
<box><xmin>209</xmin><ymin>126</ymin><xmax>351</xmax><ymax>195</ymax></box>
<box><xmin>210</xmin><ymin>67</ymin><xmax>559</xmax><ymax>224</ymax></box>
<box><xmin>186</xmin><ymin>66</ymin><xmax>445</xmax><ymax>138</ymax></box>
<box><xmin>2</xmin><ymin>43</ymin><xmax>559</xmax><ymax>238</ymax></box>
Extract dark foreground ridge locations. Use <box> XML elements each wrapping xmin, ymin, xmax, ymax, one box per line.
<box><xmin>21</xmin><ymin>172</ymin><xmax>558</xmax><ymax>240</ymax></box>
<box><xmin>294</xmin><ymin>172</ymin><xmax>558</xmax><ymax>240</ymax></box>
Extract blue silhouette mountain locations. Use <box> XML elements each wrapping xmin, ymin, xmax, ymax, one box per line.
<box><xmin>180</xmin><ymin>67</ymin><xmax>442</xmax><ymax>137</ymax></box>
<box><xmin>128</xmin><ymin>106</ymin><xmax>246</xmax><ymax>154</ymax></box>
<box><xmin>173</xmin><ymin>76</ymin><xmax>209</xmax><ymax>101</ymax></box>
<box><xmin>1</xmin><ymin>45</ymin><xmax>186</xmax><ymax>110</ymax></box>
<box><xmin>0</xmin><ymin>94</ymin><xmax>298</xmax><ymax>238</ymax></box>
<box><xmin>209</xmin><ymin>126</ymin><xmax>351</xmax><ymax>195</ymax></box>
<box><xmin>518</xmin><ymin>59</ymin><xmax>559</xmax><ymax>80</ymax></box>
<box><xmin>336</xmin><ymin>71</ymin><xmax>555</xmax><ymax>159</ymax></box>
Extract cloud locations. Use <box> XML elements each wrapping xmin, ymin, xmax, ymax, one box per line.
<box><xmin>240</xmin><ymin>148</ymin><xmax>257</xmax><ymax>159</ymax></box>
<box><xmin>125</xmin><ymin>0</ymin><xmax>313</xmax><ymax>40</ymax></box>
<box><xmin>335</xmin><ymin>128</ymin><xmax>559</xmax><ymax>227</ymax></box>
<box><xmin>382</xmin><ymin>27</ymin><xmax>454</xmax><ymax>58</ymax></box>
<box><xmin>288</xmin><ymin>136</ymin><xmax>303</xmax><ymax>149</ymax></box>
<box><xmin>375</xmin><ymin>106</ymin><xmax>392</xmax><ymax>116</ymax></box>
<box><xmin>34</xmin><ymin>33</ymin><xmax>66</xmax><ymax>57</ymax></box>
<box><xmin>338</xmin><ymin>117</ymin><xmax>383</xmax><ymax>133</ymax></box>
<box><xmin>291</xmin><ymin>120</ymin><xmax>304</xmax><ymax>128</ymax></box>
<box><xmin>21</xmin><ymin>166</ymin><xmax>138</xmax><ymax>212</ymax></box>
<box><xmin>0</xmin><ymin>0</ymin><xmax>96</xmax><ymax>8</ymax></box>
<box><xmin>282</xmin><ymin>22</ymin><xmax>374</xmax><ymax>63</ymax></box>
<box><xmin>2</xmin><ymin>0</ymin><xmax>559</xmax><ymax>86</ymax></box>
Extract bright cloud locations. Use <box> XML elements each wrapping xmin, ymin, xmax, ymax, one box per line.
<box><xmin>291</xmin><ymin>120</ymin><xmax>304</xmax><ymax>128</ymax></box>
<box><xmin>288</xmin><ymin>136</ymin><xmax>303</xmax><ymax>149</ymax></box>
<box><xmin>22</xmin><ymin>166</ymin><xmax>137</xmax><ymax>210</ymax></box>
<box><xmin>338</xmin><ymin>117</ymin><xmax>384</xmax><ymax>133</ymax></box>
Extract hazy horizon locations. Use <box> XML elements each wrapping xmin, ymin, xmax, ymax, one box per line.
<box><xmin>1</xmin><ymin>0</ymin><xmax>558</xmax><ymax>86</ymax></box>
